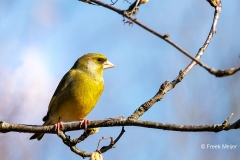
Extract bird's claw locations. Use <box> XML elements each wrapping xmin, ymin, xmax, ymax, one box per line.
<box><xmin>55</xmin><ymin>121</ymin><xmax>64</xmax><ymax>135</ymax></box>
<box><xmin>79</xmin><ymin>119</ymin><xmax>89</xmax><ymax>130</ymax></box>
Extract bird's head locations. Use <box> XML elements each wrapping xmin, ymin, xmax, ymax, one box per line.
<box><xmin>72</xmin><ymin>53</ymin><xmax>114</xmax><ymax>78</ymax></box>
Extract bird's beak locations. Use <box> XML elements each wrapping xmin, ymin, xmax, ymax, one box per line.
<box><xmin>103</xmin><ymin>60</ymin><xmax>115</xmax><ymax>69</ymax></box>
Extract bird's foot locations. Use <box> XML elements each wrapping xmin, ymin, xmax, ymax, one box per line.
<box><xmin>55</xmin><ymin>121</ymin><xmax>64</xmax><ymax>135</ymax></box>
<box><xmin>79</xmin><ymin>118</ymin><xmax>90</xmax><ymax>130</ymax></box>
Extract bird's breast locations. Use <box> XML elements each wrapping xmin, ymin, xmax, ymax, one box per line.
<box><xmin>56</xmin><ymin>76</ymin><xmax>104</xmax><ymax>122</ymax></box>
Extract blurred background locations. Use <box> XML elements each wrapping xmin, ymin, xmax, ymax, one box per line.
<box><xmin>0</xmin><ymin>0</ymin><xmax>240</xmax><ymax>159</ymax></box>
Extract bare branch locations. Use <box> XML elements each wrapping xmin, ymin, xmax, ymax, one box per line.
<box><xmin>128</xmin><ymin>4</ymin><xmax>236</xmax><ymax>120</ymax></box>
<box><xmin>79</xmin><ymin>0</ymin><xmax>205</xmax><ymax>67</ymax></box>
<box><xmin>78</xmin><ymin>0</ymin><xmax>240</xmax><ymax>78</ymax></box>
<box><xmin>99</xmin><ymin>126</ymin><xmax>125</xmax><ymax>153</ymax></box>
<box><xmin>97</xmin><ymin>136</ymin><xmax>114</xmax><ymax>151</ymax></box>
<box><xmin>182</xmin><ymin>6</ymin><xmax>240</xmax><ymax>78</ymax></box>
<box><xmin>207</xmin><ymin>67</ymin><xmax>240</xmax><ymax>77</ymax></box>
<box><xmin>57</xmin><ymin>131</ymin><xmax>90</xmax><ymax>158</ymax></box>
<box><xmin>1</xmin><ymin>117</ymin><xmax>240</xmax><ymax>158</ymax></box>
<box><xmin>183</xmin><ymin>7</ymin><xmax>221</xmax><ymax>75</ymax></box>
<box><xmin>1</xmin><ymin>119</ymin><xmax>240</xmax><ymax>134</ymax></box>
<box><xmin>55</xmin><ymin>126</ymin><xmax>125</xmax><ymax>158</ymax></box>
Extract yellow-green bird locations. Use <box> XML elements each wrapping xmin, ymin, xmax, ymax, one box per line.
<box><xmin>30</xmin><ymin>53</ymin><xmax>114</xmax><ymax>140</ymax></box>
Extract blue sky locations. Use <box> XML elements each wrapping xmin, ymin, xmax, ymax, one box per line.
<box><xmin>0</xmin><ymin>1</ymin><xmax>240</xmax><ymax>160</ymax></box>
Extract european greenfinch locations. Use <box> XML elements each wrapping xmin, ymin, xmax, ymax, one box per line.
<box><xmin>30</xmin><ymin>53</ymin><xmax>114</xmax><ymax>140</ymax></box>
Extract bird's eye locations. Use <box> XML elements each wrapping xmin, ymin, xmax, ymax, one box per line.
<box><xmin>97</xmin><ymin>58</ymin><xmax>103</xmax><ymax>62</ymax></box>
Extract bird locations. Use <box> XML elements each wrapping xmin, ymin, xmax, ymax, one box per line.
<box><xmin>30</xmin><ymin>53</ymin><xmax>114</xmax><ymax>140</ymax></box>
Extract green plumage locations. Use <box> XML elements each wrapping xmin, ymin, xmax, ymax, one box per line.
<box><xmin>30</xmin><ymin>53</ymin><xmax>114</xmax><ymax>140</ymax></box>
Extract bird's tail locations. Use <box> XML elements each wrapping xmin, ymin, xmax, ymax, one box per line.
<box><xmin>29</xmin><ymin>121</ymin><xmax>51</xmax><ymax>141</ymax></box>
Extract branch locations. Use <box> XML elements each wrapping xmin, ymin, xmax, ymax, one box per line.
<box><xmin>1</xmin><ymin>116</ymin><xmax>240</xmax><ymax>133</ymax></box>
<box><xmin>183</xmin><ymin>5</ymin><xmax>240</xmax><ymax>77</ymax></box>
<box><xmin>55</xmin><ymin>126</ymin><xmax>124</xmax><ymax>158</ymax></box>
<box><xmin>78</xmin><ymin>0</ymin><xmax>240</xmax><ymax>77</ymax></box>
<box><xmin>128</xmin><ymin>3</ymin><xmax>235</xmax><ymax>120</ymax></box>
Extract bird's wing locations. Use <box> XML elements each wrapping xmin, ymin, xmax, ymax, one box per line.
<box><xmin>43</xmin><ymin>69</ymin><xmax>77</xmax><ymax>121</ymax></box>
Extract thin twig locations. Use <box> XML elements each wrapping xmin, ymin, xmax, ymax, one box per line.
<box><xmin>222</xmin><ymin>113</ymin><xmax>234</xmax><ymax>129</ymax></box>
<box><xmin>183</xmin><ymin>6</ymin><xmax>221</xmax><ymax>75</ymax></box>
<box><xmin>99</xmin><ymin>126</ymin><xmax>125</xmax><ymax>153</ymax></box>
<box><xmin>97</xmin><ymin>136</ymin><xmax>114</xmax><ymax>150</ymax></box>
<box><xmin>58</xmin><ymin>131</ymin><xmax>90</xmax><ymax>158</ymax></box>
<box><xmin>54</xmin><ymin>126</ymin><xmax>125</xmax><ymax>158</ymax></box>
